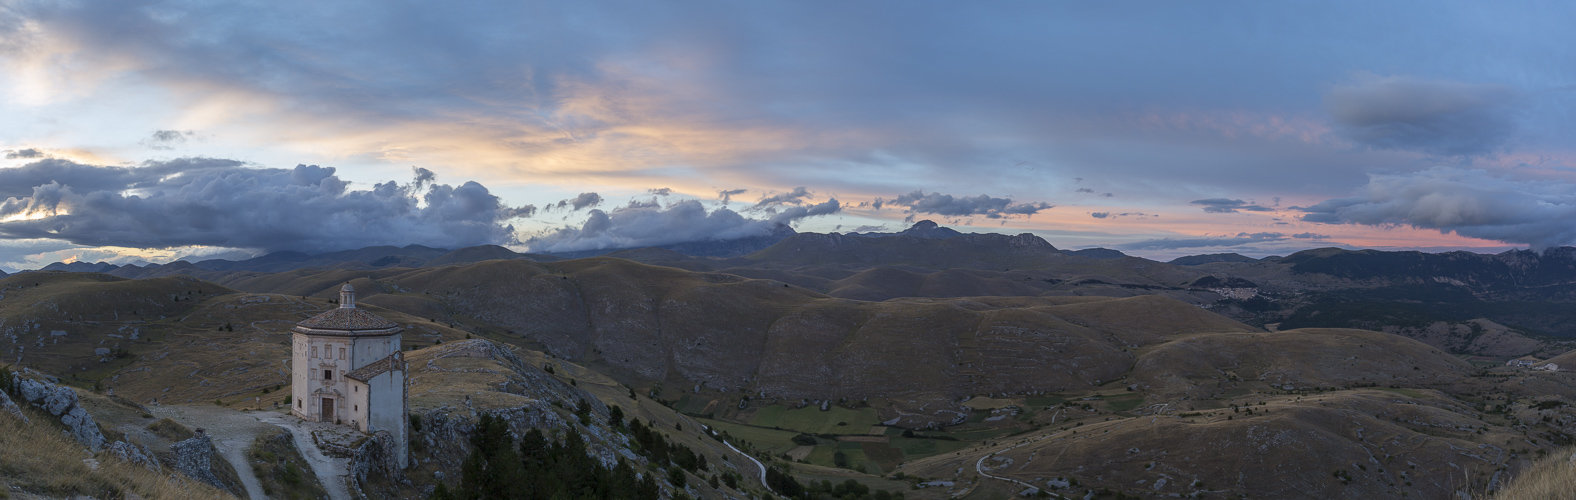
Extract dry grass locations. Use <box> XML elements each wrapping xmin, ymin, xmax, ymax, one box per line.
<box><xmin>0</xmin><ymin>410</ymin><xmax>230</xmax><ymax>499</ymax></box>
<box><xmin>1491</xmin><ymin>448</ymin><xmax>1576</xmax><ymax>500</ymax></box>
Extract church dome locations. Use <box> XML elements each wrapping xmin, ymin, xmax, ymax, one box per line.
<box><xmin>292</xmin><ymin>283</ymin><xmax>401</xmax><ymax>336</ymax></box>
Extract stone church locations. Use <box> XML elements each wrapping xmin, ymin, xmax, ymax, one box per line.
<box><xmin>291</xmin><ymin>283</ymin><xmax>408</xmax><ymax>468</ymax></box>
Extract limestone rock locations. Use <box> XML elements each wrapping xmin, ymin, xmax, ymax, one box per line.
<box><xmin>15</xmin><ymin>377</ymin><xmax>104</xmax><ymax>450</ymax></box>
<box><xmin>171</xmin><ymin>433</ymin><xmax>227</xmax><ymax>492</ymax></box>
<box><xmin>0</xmin><ymin>388</ymin><xmax>26</xmax><ymax>423</ymax></box>
<box><xmin>350</xmin><ymin>430</ymin><xmax>405</xmax><ymax>488</ymax></box>
<box><xmin>107</xmin><ymin>440</ymin><xmax>161</xmax><ymax>473</ymax></box>
<box><xmin>43</xmin><ymin>384</ymin><xmax>79</xmax><ymax>416</ymax></box>
<box><xmin>60</xmin><ymin>406</ymin><xmax>106</xmax><ymax>451</ymax></box>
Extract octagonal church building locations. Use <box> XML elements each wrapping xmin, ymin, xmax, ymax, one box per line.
<box><xmin>291</xmin><ymin>283</ymin><xmax>408</xmax><ymax>468</ymax></box>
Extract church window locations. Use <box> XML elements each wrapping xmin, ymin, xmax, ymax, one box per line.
<box><xmin>339</xmin><ymin>347</ymin><xmax>345</xmax><ymax>360</ymax></box>
<box><xmin>311</xmin><ymin>346</ymin><xmax>318</xmax><ymax>358</ymax></box>
<box><xmin>354</xmin><ymin>405</ymin><xmax>358</xmax><ymax>412</ymax></box>
<box><xmin>297</xmin><ymin>397</ymin><xmax>302</xmax><ymax>408</ymax></box>
<box><xmin>324</xmin><ymin>370</ymin><xmax>333</xmax><ymax>380</ymax></box>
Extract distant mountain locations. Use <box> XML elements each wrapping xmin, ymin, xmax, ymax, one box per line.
<box><xmin>847</xmin><ymin>219</ymin><xmax>965</xmax><ymax>239</ymax></box>
<box><xmin>422</xmin><ymin>245</ymin><xmax>559</xmax><ymax>267</ymax></box>
<box><xmin>1169</xmin><ymin>253</ymin><xmax>1260</xmax><ymax>265</ymax></box>
<box><xmin>745</xmin><ymin>229</ymin><xmax>1061</xmax><ymax>268</ymax></box>
<box><xmin>1066</xmin><ymin>247</ymin><xmax>1127</xmax><ymax>260</ymax></box>
<box><xmin>547</xmin><ymin>223</ymin><xmax>798</xmax><ymax>259</ymax></box>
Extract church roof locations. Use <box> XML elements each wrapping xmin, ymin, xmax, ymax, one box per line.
<box><xmin>346</xmin><ymin>354</ymin><xmax>404</xmax><ymax>382</ymax></box>
<box><xmin>294</xmin><ymin>307</ymin><xmax>400</xmax><ymax>334</ymax></box>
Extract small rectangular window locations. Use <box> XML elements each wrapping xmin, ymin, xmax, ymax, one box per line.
<box><xmin>297</xmin><ymin>398</ymin><xmax>302</xmax><ymax>408</ymax></box>
<box><xmin>311</xmin><ymin>346</ymin><xmax>318</xmax><ymax>358</ymax></box>
<box><xmin>324</xmin><ymin>370</ymin><xmax>332</xmax><ymax>380</ymax></box>
<box><xmin>339</xmin><ymin>347</ymin><xmax>345</xmax><ymax>360</ymax></box>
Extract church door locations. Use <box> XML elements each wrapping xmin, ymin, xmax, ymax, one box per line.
<box><xmin>321</xmin><ymin>398</ymin><xmax>334</xmax><ymax>421</ymax></box>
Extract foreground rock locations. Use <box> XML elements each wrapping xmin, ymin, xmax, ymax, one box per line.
<box><xmin>14</xmin><ymin>376</ymin><xmax>106</xmax><ymax>450</ymax></box>
<box><xmin>171</xmin><ymin>431</ymin><xmax>230</xmax><ymax>493</ymax></box>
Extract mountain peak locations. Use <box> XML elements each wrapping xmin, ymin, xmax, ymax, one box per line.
<box><xmin>898</xmin><ymin>220</ymin><xmax>963</xmax><ymax>239</ymax></box>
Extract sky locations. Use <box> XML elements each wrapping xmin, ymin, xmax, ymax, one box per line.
<box><xmin>2</xmin><ymin>1</ymin><xmax>1575</xmax><ymax>272</ymax></box>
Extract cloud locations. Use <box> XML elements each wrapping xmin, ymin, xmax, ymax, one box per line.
<box><xmin>4</xmin><ymin>149</ymin><xmax>45</xmax><ymax>159</ymax></box>
<box><xmin>753</xmin><ymin>187</ymin><xmax>813</xmax><ymax>209</ymax></box>
<box><xmin>144</xmin><ymin>130</ymin><xmax>193</xmax><ymax>150</ymax></box>
<box><xmin>1290</xmin><ymin>232</ymin><xmax>1329</xmax><ymax>239</ymax></box>
<box><xmin>1190</xmin><ymin>198</ymin><xmax>1273</xmax><ymax>214</ymax></box>
<box><xmin>767</xmin><ymin>199</ymin><xmax>841</xmax><ymax>225</ymax></box>
<box><xmin>889</xmin><ymin>190</ymin><xmax>1053</xmax><ymax>219</ymax></box>
<box><xmin>548</xmin><ymin>192</ymin><xmax>603</xmax><ymax>211</ymax></box>
<box><xmin>0</xmin><ymin>158</ymin><xmax>535</xmax><ymax>253</ymax></box>
<box><xmin>526</xmin><ymin>200</ymin><xmax>765</xmax><ymax>253</ymax></box>
<box><xmin>1297</xmin><ymin>167</ymin><xmax>1576</xmax><ymax>249</ymax></box>
<box><xmin>412</xmin><ymin>166</ymin><xmax>437</xmax><ymax>191</ymax></box>
<box><xmin>1075</xmin><ymin>188</ymin><xmax>1094</xmax><ymax>193</ymax></box>
<box><xmin>718</xmin><ymin>189</ymin><xmax>747</xmax><ymax>204</ymax></box>
<box><xmin>1325</xmin><ymin>74</ymin><xmax>1519</xmax><ymax>156</ymax></box>
<box><xmin>1116</xmin><ymin>232</ymin><xmax>1287</xmax><ymax>250</ymax></box>
<box><xmin>1090</xmin><ymin>212</ymin><xmax>1150</xmax><ymax>220</ymax></box>
<box><xmin>849</xmin><ymin>224</ymin><xmax>888</xmax><ymax>233</ymax></box>
<box><xmin>648</xmin><ymin>187</ymin><xmax>672</xmax><ymax>196</ymax></box>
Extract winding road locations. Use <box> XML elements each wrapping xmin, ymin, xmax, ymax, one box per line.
<box><xmin>722</xmin><ymin>439</ymin><xmax>769</xmax><ymax>491</ymax></box>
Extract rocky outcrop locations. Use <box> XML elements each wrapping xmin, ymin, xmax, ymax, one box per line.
<box><xmin>107</xmin><ymin>440</ymin><xmax>161</xmax><ymax>473</ymax></box>
<box><xmin>14</xmin><ymin>377</ymin><xmax>105</xmax><ymax>450</ymax></box>
<box><xmin>171</xmin><ymin>432</ymin><xmax>227</xmax><ymax>492</ymax></box>
<box><xmin>0</xmin><ymin>388</ymin><xmax>26</xmax><ymax>423</ymax></box>
<box><xmin>350</xmin><ymin>430</ymin><xmax>406</xmax><ymax>488</ymax></box>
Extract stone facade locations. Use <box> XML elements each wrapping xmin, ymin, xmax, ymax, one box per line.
<box><xmin>290</xmin><ymin>283</ymin><xmax>408</xmax><ymax>468</ymax></box>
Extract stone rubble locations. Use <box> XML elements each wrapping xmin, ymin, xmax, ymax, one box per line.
<box><xmin>106</xmin><ymin>440</ymin><xmax>162</xmax><ymax>473</ymax></box>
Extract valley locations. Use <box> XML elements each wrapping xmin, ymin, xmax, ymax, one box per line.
<box><xmin>6</xmin><ymin>226</ymin><xmax>1576</xmax><ymax>498</ymax></box>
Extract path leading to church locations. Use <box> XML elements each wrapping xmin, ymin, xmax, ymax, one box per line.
<box><xmin>150</xmin><ymin>405</ymin><xmax>274</xmax><ymax>500</ymax></box>
<box><xmin>152</xmin><ymin>405</ymin><xmax>353</xmax><ymax>500</ymax></box>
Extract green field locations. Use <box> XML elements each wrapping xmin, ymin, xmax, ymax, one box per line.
<box><xmin>698</xmin><ymin>418</ymin><xmax>803</xmax><ymax>455</ymax></box>
<box><xmin>807</xmin><ymin>445</ymin><xmax>883</xmax><ymax>474</ymax></box>
<box><xmin>1026</xmin><ymin>395</ymin><xmax>1066</xmax><ymax>407</ymax></box>
<box><xmin>889</xmin><ymin>436</ymin><xmax>972</xmax><ymax>457</ymax></box>
<box><xmin>1103</xmin><ymin>393</ymin><xmax>1145</xmax><ymax>412</ymax></box>
<box><xmin>747</xmin><ymin>404</ymin><xmax>882</xmax><ymax>434</ymax></box>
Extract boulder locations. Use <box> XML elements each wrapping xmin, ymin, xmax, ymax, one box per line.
<box><xmin>43</xmin><ymin>384</ymin><xmax>79</xmax><ymax>416</ymax></box>
<box><xmin>14</xmin><ymin>377</ymin><xmax>104</xmax><ymax>450</ymax></box>
<box><xmin>107</xmin><ymin>440</ymin><xmax>161</xmax><ymax>472</ymax></box>
<box><xmin>171</xmin><ymin>433</ymin><xmax>227</xmax><ymax>492</ymax></box>
<box><xmin>60</xmin><ymin>405</ymin><xmax>106</xmax><ymax>451</ymax></box>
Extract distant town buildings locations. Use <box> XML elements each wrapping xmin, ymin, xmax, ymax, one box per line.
<box><xmin>290</xmin><ymin>283</ymin><xmax>408</xmax><ymax>468</ymax></box>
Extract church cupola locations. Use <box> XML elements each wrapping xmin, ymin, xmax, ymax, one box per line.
<box><xmin>340</xmin><ymin>283</ymin><xmax>356</xmax><ymax>309</ymax></box>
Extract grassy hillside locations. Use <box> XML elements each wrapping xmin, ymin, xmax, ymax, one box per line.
<box><xmin>0</xmin><ymin>405</ymin><xmax>230</xmax><ymax>499</ymax></box>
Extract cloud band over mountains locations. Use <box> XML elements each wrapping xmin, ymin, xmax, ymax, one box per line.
<box><xmin>1298</xmin><ymin>168</ymin><xmax>1576</xmax><ymax>249</ymax></box>
<box><xmin>0</xmin><ymin>159</ymin><xmax>535</xmax><ymax>252</ymax></box>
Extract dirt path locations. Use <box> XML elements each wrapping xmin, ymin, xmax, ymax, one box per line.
<box><xmin>149</xmin><ymin>405</ymin><xmax>275</xmax><ymax>499</ymax></box>
<box><xmin>255</xmin><ymin>412</ymin><xmax>353</xmax><ymax>500</ymax></box>
<box><xmin>151</xmin><ymin>405</ymin><xmax>352</xmax><ymax>500</ymax></box>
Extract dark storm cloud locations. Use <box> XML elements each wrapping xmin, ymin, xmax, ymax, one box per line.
<box><xmin>526</xmin><ymin>198</ymin><xmax>827</xmax><ymax>253</ymax></box>
<box><xmin>889</xmin><ymin>191</ymin><xmax>1053</xmax><ymax>219</ymax></box>
<box><xmin>648</xmin><ymin>187</ymin><xmax>672</xmax><ymax>196</ymax></box>
<box><xmin>4</xmin><ymin>149</ymin><xmax>45</xmax><ymax>159</ymax></box>
<box><xmin>15</xmin><ymin>1</ymin><xmax>1570</xmax><ymax>200</ymax></box>
<box><xmin>1117</xmin><ymin>232</ymin><xmax>1287</xmax><ymax>251</ymax></box>
<box><xmin>1325</xmin><ymin>75</ymin><xmax>1520</xmax><ymax>156</ymax></box>
<box><xmin>1298</xmin><ymin>168</ymin><xmax>1576</xmax><ymax>249</ymax></box>
<box><xmin>0</xmin><ymin>158</ymin><xmax>534</xmax><ymax>252</ymax></box>
<box><xmin>1190</xmin><ymin>198</ymin><xmax>1274</xmax><ymax>214</ymax></box>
